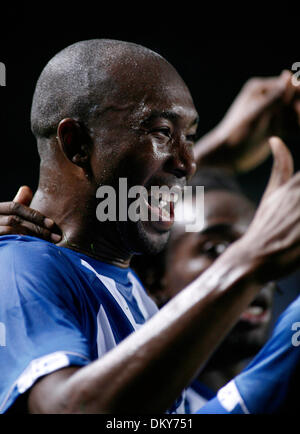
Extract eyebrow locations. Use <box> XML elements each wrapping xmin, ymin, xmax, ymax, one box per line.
<box><xmin>141</xmin><ymin>110</ymin><xmax>199</xmax><ymax>128</ymax></box>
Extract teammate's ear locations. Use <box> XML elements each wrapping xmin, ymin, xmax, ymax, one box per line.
<box><xmin>56</xmin><ymin>118</ymin><xmax>91</xmax><ymax>170</ymax></box>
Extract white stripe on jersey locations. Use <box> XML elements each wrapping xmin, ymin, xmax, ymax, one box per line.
<box><xmin>96</xmin><ymin>305</ymin><xmax>117</xmax><ymax>357</ymax></box>
<box><xmin>79</xmin><ymin>260</ymin><xmax>186</xmax><ymax>414</ymax></box>
<box><xmin>80</xmin><ymin>259</ymin><xmax>158</xmax><ymax>354</ymax></box>
<box><xmin>217</xmin><ymin>380</ymin><xmax>250</xmax><ymax>414</ymax></box>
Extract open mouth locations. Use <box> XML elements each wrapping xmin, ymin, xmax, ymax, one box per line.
<box><xmin>239</xmin><ymin>294</ymin><xmax>271</xmax><ymax>326</ymax></box>
<box><xmin>144</xmin><ymin>188</ymin><xmax>180</xmax><ymax>231</ymax></box>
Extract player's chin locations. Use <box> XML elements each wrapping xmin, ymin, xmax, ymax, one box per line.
<box><xmin>229</xmin><ymin>322</ymin><xmax>270</xmax><ymax>356</ymax></box>
<box><xmin>118</xmin><ymin>219</ymin><xmax>171</xmax><ymax>256</ymax></box>
<box><xmin>214</xmin><ymin>325</ymin><xmax>269</xmax><ymax>365</ymax></box>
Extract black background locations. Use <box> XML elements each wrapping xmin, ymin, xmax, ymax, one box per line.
<box><xmin>1</xmin><ymin>7</ymin><xmax>300</xmax><ymax>325</ymax></box>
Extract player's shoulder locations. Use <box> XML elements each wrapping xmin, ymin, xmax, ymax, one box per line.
<box><xmin>0</xmin><ymin>234</ymin><xmax>65</xmax><ymax>263</ymax></box>
<box><xmin>0</xmin><ymin>234</ymin><xmax>59</xmax><ymax>251</ymax></box>
<box><xmin>272</xmin><ymin>293</ymin><xmax>300</xmax><ymax>336</ymax></box>
<box><xmin>0</xmin><ymin>235</ymin><xmax>87</xmax><ymax>306</ymax></box>
<box><xmin>0</xmin><ymin>235</ymin><xmax>79</xmax><ymax>281</ymax></box>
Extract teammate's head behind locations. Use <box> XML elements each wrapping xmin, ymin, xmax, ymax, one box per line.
<box><xmin>132</xmin><ymin>167</ymin><xmax>275</xmax><ymax>364</ymax></box>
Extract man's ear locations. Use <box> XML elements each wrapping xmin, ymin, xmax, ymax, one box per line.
<box><xmin>57</xmin><ymin>118</ymin><xmax>91</xmax><ymax>170</ymax></box>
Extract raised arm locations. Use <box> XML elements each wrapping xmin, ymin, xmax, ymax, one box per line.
<box><xmin>194</xmin><ymin>71</ymin><xmax>296</xmax><ymax>172</ymax></box>
<box><xmin>27</xmin><ymin>137</ymin><xmax>300</xmax><ymax>414</ymax></box>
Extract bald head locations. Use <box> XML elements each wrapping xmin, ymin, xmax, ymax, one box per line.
<box><xmin>30</xmin><ymin>39</ymin><xmax>198</xmax><ymax>259</ymax></box>
<box><xmin>31</xmin><ymin>39</ymin><xmax>174</xmax><ymax>147</ymax></box>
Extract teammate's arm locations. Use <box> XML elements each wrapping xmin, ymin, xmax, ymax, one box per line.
<box><xmin>194</xmin><ymin>71</ymin><xmax>295</xmax><ymax>172</ymax></box>
<box><xmin>196</xmin><ymin>293</ymin><xmax>300</xmax><ymax>414</ymax></box>
<box><xmin>0</xmin><ymin>186</ymin><xmax>61</xmax><ymax>242</ymax></box>
<box><xmin>27</xmin><ymin>138</ymin><xmax>300</xmax><ymax>414</ymax></box>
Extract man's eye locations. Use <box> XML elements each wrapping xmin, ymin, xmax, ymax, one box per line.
<box><xmin>201</xmin><ymin>241</ymin><xmax>230</xmax><ymax>258</ymax></box>
<box><xmin>151</xmin><ymin>128</ymin><xmax>171</xmax><ymax>138</ymax></box>
<box><xmin>186</xmin><ymin>133</ymin><xmax>198</xmax><ymax>143</ymax></box>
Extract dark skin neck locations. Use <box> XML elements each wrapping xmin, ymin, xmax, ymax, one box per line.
<box><xmin>31</xmin><ymin>176</ymin><xmax>133</xmax><ymax>269</ymax></box>
<box><xmin>197</xmin><ymin>360</ymin><xmax>246</xmax><ymax>392</ymax></box>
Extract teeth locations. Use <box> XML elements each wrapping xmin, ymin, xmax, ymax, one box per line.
<box><xmin>159</xmin><ymin>200</ymin><xmax>168</xmax><ymax>208</ymax></box>
<box><xmin>149</xmin><ymin>190</ymin><xmax>179</xmax><ymax>202</ymax></box>
<box><xmin>161</xmin><ymin>191</ymin><xmax>171</xmax><ymax>201</ymax></box>
<box><xmin>161</xmin><ymin>207</ymin><xmax>170</xmax><ymax>220</ymax></box>
<box><xmin>245</xmin><ymin>306</ymin><xmax>264</xmax><ymax>316</ymax></box>
<box><xmin>151</xmin><ymin>190</ymin><xmax>160</xmax><ymax>201</ymax></box>
<box><xmin>172</xmin><ymin>193</ymin><xmax>179</xmax><ymax>203</ymax></box>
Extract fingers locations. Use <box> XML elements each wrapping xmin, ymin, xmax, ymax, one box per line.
<box><xmin>0</xmin><ymin>187</ymin><xmax>62</xmax><ymax>243</ymax></box>
<box><xmin>0</xmin><ymin>201</ymin><xmax>53</xmax><ymax>228</ymax></box>
<box><xmin>0</xmin><ymin>220</ymin><xmax>61</xmax><ymax>243</ymax></box>
<box><xmin>262</xmin><ymin>136</ymin><xmax>294</xmax><ymax>199</ymax></box>
<box><xmin>13</xmin><ymin>186</ymin><xmax>33</xmax><ymax>205</ymax></box>
<box><xmin>293</xmin><ymin>99</ymin><xmax>300</xmax><ymax>124</ymax></box>
<box><xmin>242</xmin><ymin>71</ymin><xmax>295</xmax><ymax>114</ymax></box>
<box><xmin>280</xmin><ymin>70</ymin><xmax>296</xmax><ymax>105</ymax></box>
<box><xmin>0</xmin><ymin>201</ymin><xmax>61</xmax><ymax>243</ymax></box>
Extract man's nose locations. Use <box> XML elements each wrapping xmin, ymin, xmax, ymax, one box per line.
<box><xmin>164</xmin><ymin>137</ymin><xmax>196</xmax><ymax>180</ymax></box>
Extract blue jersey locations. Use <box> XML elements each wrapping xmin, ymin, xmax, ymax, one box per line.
<box><xmin>197</xmin><ymin>294</ymin><xmax>300</xmax><ymax>414</ymax></box>
<box><xmin>0</xmin><ymin>235</ymin><xmax>184</xmax><ymax>413</ymax></box>
<box><xmin>185</xmin><ymin>380</ymin><xmax>215</xmax><ymax>413</ymax></box>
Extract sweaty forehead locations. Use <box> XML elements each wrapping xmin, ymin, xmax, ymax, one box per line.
<box><xmin>106</xmin><ymin>53</ymin><xmax>196</xmax><ymax>118</ymax></box>
<box><xmin>31</xmin><ymin>40</ymin><xmax>197</xmax><ymax>142</ymax></box>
